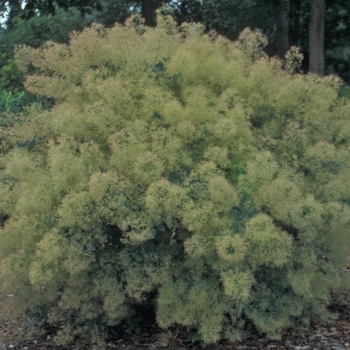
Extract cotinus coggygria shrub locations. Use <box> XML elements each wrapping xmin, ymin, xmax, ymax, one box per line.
<box><xmin>1</xmin><ymin>6</ymin><xmax>350</xmax><ymax>347</ymax></box>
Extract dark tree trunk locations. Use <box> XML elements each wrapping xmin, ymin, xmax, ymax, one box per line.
<box><xmin>142</xmin><ymin>0</ymin><xmax>153</xmax><ymax>27</ymax></box>
<box><xmin>275</xmin><ymin>0</ymin><xmax>289</xmax><ymax>58</ymax></box>
<box><xmin>309</xmin><ymin>0</ymin><xmax>324</xmax><ymax>76</ymax></box>
<box><xmin>289</xmin><ymin>0</ymin><xmax>301</xmax><ymax>47</ymax></box>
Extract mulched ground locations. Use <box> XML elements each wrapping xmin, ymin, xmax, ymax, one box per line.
<box><xmin>1</xmin><ymin>299</ymin><xmax>350</xmax><ymax>350</ymax></box>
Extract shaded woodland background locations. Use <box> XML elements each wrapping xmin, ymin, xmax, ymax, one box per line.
<box><xmin>0</xmin><ymin>0</ymin><xmax>350</xmax><ymax>115</ymax></box>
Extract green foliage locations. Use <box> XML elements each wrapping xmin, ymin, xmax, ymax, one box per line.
<box><xmin>325</xmin><ymin>46</ymin><xmax>350</xmax><ymax>85</ymax></box>
<box><xmin>186</xmin><ymin>330</ymin><xmax>209</xmax><ymax>348</ymax></box>
<box><xmin>85</xmin><ymin>0</ymin><xmax>135</xmax><ymax>28</ymax></box>
<box><xmin>0</xmin><ymin>90</ymin><xmax>42</xmax><ymax>114</ymax></box>
<box><xmin>339</xmin><ymin>84</ymin><xmax>350</xmax><ymax>99</ymax></box>
<box><xmin>0</xmin><ymin>0</ymin><xmax>103</xmax><ymax>26</ymax></box>
<box><xmin>0</xmin><ymin>57</ymin><xmax>23</xmax><ymax>91</ymax></box>
<box><xmin>171</xmin><ymin>0</ymin><xmax>276</xmax><ymax>45</ymax></box>
<box><xmin>5</xmin><ymin>6</ymin><xmax>89</xmax><ymax>48</ymax></box>
<box><xmin>323</xmin><ymin>1</ymin><xmax>350</xmax><ymax>84</ymax></box>
<box><xmin>1</xmin><ymin>8</ymin><xmax>350</xmax><ymax>346</ymax></box>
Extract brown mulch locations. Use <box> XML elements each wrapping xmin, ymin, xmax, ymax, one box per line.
<box><xmin>1</xmin><ymin>298</ymin><xmax>350</xmax><ymax>350</ymax></box>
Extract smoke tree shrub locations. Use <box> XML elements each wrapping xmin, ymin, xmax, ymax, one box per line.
<box><xmin>1</xmin><ymin>7</ymin><xmax>350</xmax><ymax>346</ymax></box>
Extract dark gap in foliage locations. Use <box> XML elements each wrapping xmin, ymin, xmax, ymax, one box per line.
<box><xmin>109</xmin><ymin>289</ymin><xmax>158</xmax><ymax>338</ymax></box>
<box><xmin>0</xmin><ymin>211</ymin><xmax>9</xmax><ymax>227</ymax></box>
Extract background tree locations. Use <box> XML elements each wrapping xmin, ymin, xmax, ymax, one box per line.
<box><xmin>289</xmin><ymin>0</ymin><xmax>301</xmax><ymax>47</ymax></box>
<box><xmin>142</xmin><ymin>0</ymin><xmax>153</xmax><ymax>26</ymax></box>
<box><xmin>323</xmin><ymin>0</ymin><xmax>350</xmax><ymax>85</ymax></box>
<box><xmin>309</xmin><ymin>0</ymin><xmax>324</xmax><ymax>76</ymax></box>
<box><xmin>275</xmin><ymin>0</ymin><xmax>289</xmax><ymax>58</ymax></box>
<box><xmin>0</xmin><ymin>0</ymin><xmax>103</xmax><ymax>29</ymax></box>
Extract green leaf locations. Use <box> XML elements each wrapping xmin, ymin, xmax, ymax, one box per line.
<box><xmin>145</xmin><ymin>242</ymin><xmax>155</xmax><ymax>252</ymax></box>
<box><xmin>185</xmin><ymin>334</ymin><xmax>193</xmax><ymax>342</ymax></box>
<box><xmin>229</xmin><ymin>209</ymin><xmax>240</xmax><ymax>219</ymax></box>
<box><xmin>244</xmin><ymin>306</ymin><xmax>252</xmax><ymax>315</ymax></box>
<box><xmin>342</xmin><ymin>199</ymin><xmax>350</xmax><ymax>206</ymax></box>
<box><xmin>149</xmin><ymin>229</ymin><xmax>157</xmax><ymax>239</ymax></box>
<box><xmin>200</xmin><ymin>341</ymin><xmax>208</xmax><ymax>349</ymax></box>
<box><xmin>59</xmin><ymin>190</ymin><xmax>67</xmax><ymax>198</ymax></box>
<box><xmin>17</xmin><ymin>139</ymin><xmax>36</xmax><ymax>151</ymax></box>
<box><xmin>153</xmin><ymin>61</ymin><xmax>166</xmax><ymax>72</ymax></box>
<box><xmin>155</xmin><ymin>244</ymin><xmax>166</xmax><ymax>256</ymax></box>
<box><xmin>253</xmin><ymin>300</ymin><xmax>261</xmax><ymax>307</ymax></box>
<box><xmin>186</xmin><ymin>331</ymin><xmax>201</xmax><ymax>343</ymax></box>
<box><xmin>86</xmin><ymin>243</ymin><xmax>96</xmax><ymax>252</ymax></box>
<box><xmin>152</xmin><ymin>111</ymin><xmax>163</xmax><ymax>120</ymax></box>
<box><xmin>168</xmin><ymin>172</ymin><xmax>179</xmax><ymax>183</ymax></box>
<box><xmin>155</xmin><ymin>224</ymin><xmax>165</xmax><ymax>231</ymax></box>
